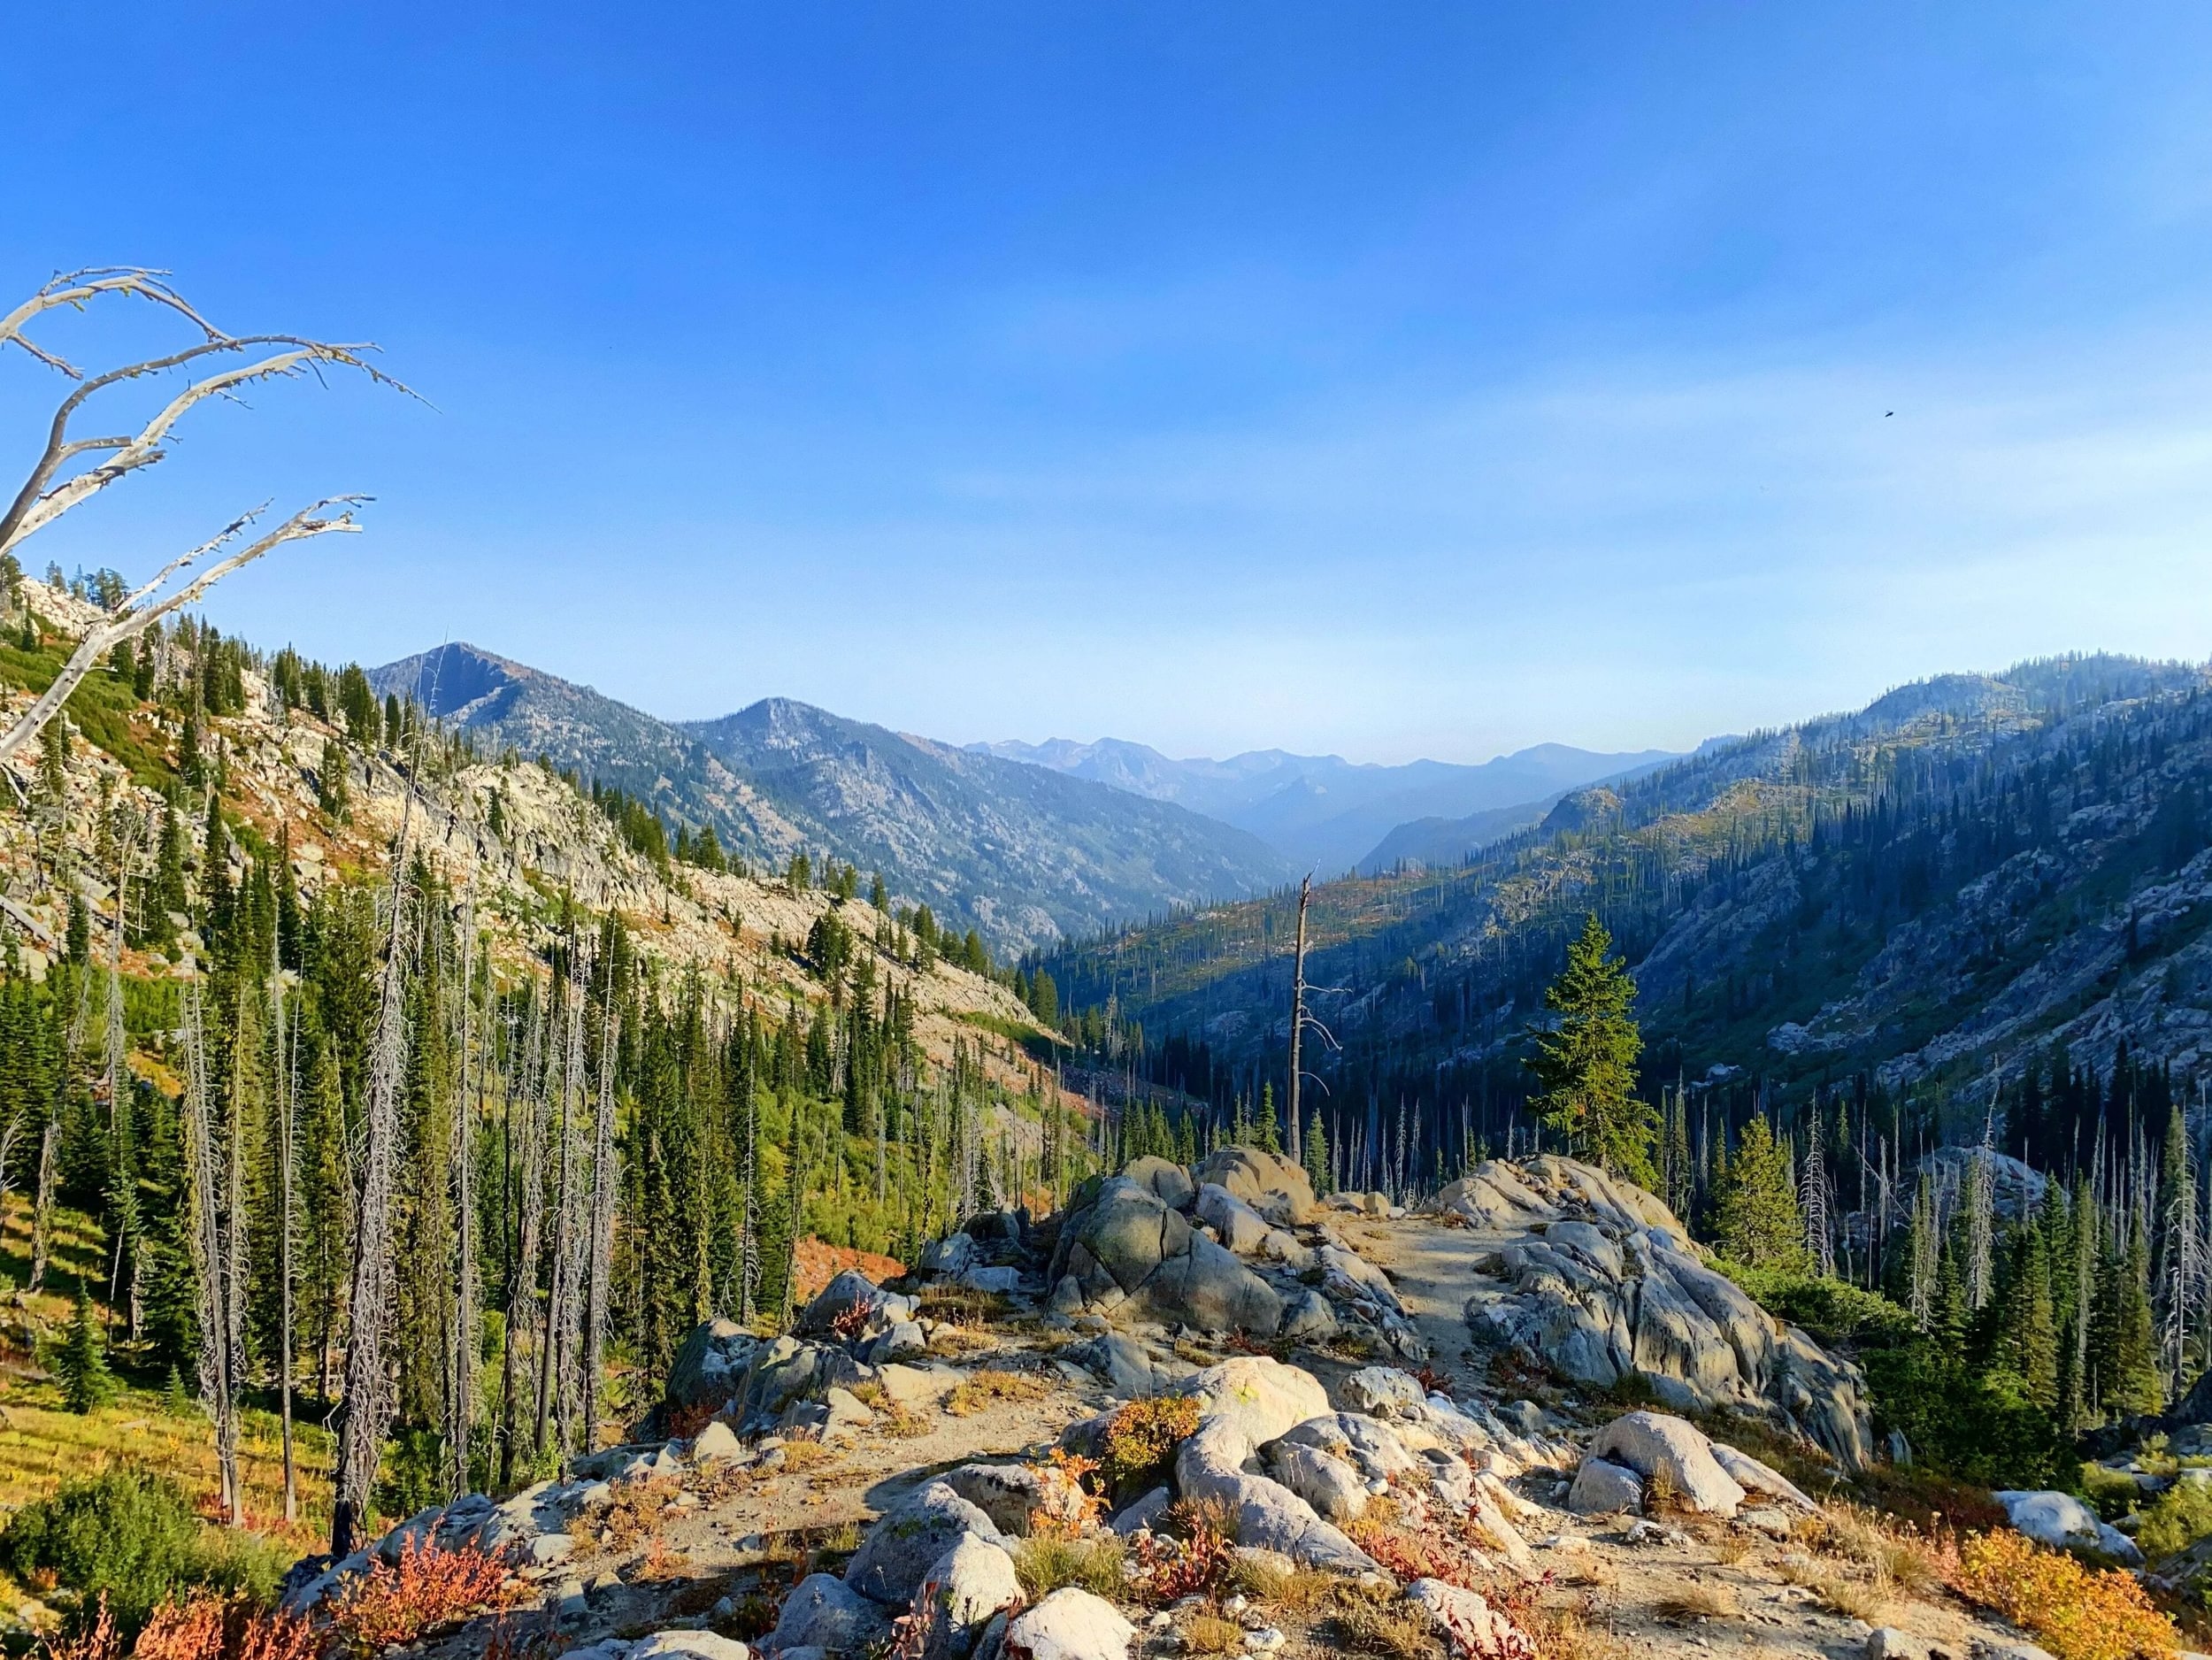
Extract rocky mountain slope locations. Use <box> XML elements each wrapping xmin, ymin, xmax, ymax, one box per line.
<box><xmin>291</xmin><ymin>1152</ymin><xmax>2089</xmax><ymax>1660</ymax></box>
<box><xmin>1037</xmin><ymin>655</ymin><xmax>2212</xmax><ymax>1141</ymax></box>
<box><xmin>5</xmin><ymin>595</ymin><xmax>1048</xmax><ymax>1095</ymax></box>
<box><xmin>371</xmin><ymin>643</ymin><xmax>1291</xmax><ymax>957</ymax></box>
<box><xmin>981</xmin><ymin>736</ymin><xmax>1679</xmax><ymax>873</ymax></box>
<box><xmin>683</xmin><ymin>697</ymin><xmax>1293</xmax><ymax>957</ymax></box>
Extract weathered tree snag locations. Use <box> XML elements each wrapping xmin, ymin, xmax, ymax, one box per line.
<box><xmin>0</xmin><ymin>267</ymin><xmax>404</xmax><ymax>769</ymax></box>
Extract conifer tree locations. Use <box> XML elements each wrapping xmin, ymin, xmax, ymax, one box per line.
<box><xmin>1303</xmin><ymin>1108</ymin><xmax>1330</xmax><ymax>1195</ymax></box>
<box><xmin>1993</xmin><ymin>1218</ymin><xmax>2059</xmax><ymax>1407</ymax></box>
<box><xmin>57</xmin><ymin>1285</ymin><xmax>114</xmax><ymax>1413</ymax></box>
<box><xmin>1524</xmin><ymin>915</ymin><xmax>1655</xmax><ymax>1185</ymax></box>
<box><xmin>1712</xmin><ymin>1116</ymin><xmax>1805</xmax><ymax>1269</ymax></box>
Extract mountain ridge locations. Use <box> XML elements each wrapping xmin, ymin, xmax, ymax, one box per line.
<box><xmin>977</xmin><ymin>734</ymin><xmax>1681</xmax><ymax>871</ymax></box>
<box><xmin>1033</xmin><ymin>651</ymin><xmax>2212</xmax><ymax>1148</ymax></box>
<box><xmin>370</xmin><ymin>642</ymin><xmax>1291</xmax><ymax>956</ymax></box>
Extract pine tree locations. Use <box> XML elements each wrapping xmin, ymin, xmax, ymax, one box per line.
<box><xmin>57</xmin><ymin>1286</ymin><xmax>114</xmax><ymax>1413</ymax></box>
<box><xmin>1993</xmin><ymin>1218</ymin><xmax>2060</xmax><ymax>1407</ymax></box>
<box><xmin>1524</xmin><ymin>915</ymin><xmax>1655</xmax><ymax>1185</ymax></box>
<box><xmin>1712</xmin><ymin>1116</ymin><xmax>1805</xmax><ymax>1269</ymax></box>
<box><xmin>1932</xmin><ymin>1243</ymin><xmax>1970</xmax><ymax>1359</ymax></box>
<box><xmin>1303</xmin><ymin>1109</ymin><xmax>1330</xmax><ymax>1195</ymax></box>
<box><xmin>2107</xmin><ymin>1216</ymin><xmax>2164</xmax><ymax>1416</ymax></box>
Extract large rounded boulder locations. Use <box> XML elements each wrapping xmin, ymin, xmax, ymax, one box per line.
<box><xmin>1048</xmin><ymin>1175</ymin><xmax>1283</xmax><ymax>1336</ymax></box>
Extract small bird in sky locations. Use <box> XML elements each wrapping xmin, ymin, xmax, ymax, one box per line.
<box><xmin>1885</xmin><ymin>411</ymin><xmax>1894</xmax><ymax>417</ymax></box>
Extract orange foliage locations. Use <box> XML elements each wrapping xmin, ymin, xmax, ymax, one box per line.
<box><xmin>41</xmin><ymin>1597</ymin><xmax>316</xmax><ymax>1660</ymax></box>
<box><xmin>322</xmin><ymin>1536</ymin><xmax>517</xmax><ymax>1656</ymax></box>
<box><xmin>1024</xmin><ymin>1449</ymin><xmax>1104</xmax><ymax>1541</ymax></box>
<box><xmin>1950</xmin><ymin>1529</ymin><xmax>2177</xmax><ymax>1660</ymax></box>
<box><xmin>44</xmin><ymin>1598</ymin><xmax>121</xmax><ymax>1660</ymax></box>
<box><xmin>790</xmin><ymin>1238</ymin><xmax>904</xmax><ymax>1303</ymax></box>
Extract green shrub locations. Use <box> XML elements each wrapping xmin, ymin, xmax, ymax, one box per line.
<box><xmin>0</xmin><ymin>1467</ymin><xmax>278</xmax><ymax>1637</ymax></box>
<box><xmin>1862</xmin><ymin>1343</ymin><xmax>2066</xmax><ymax>1491</ymax></box>
<box><xmin>2080</xmin><ymin>1461</ymin><xmax>2147</xmax><ymax>1523</ymax></box>
<box><xmin>1717</xmin><ymin>1260</ymin><xmax>1918</xmax><ymax>1347</ymax></box>
<box><xmin>2136</xmin><ymin>1478</ymin><xmax>2212</xmax><ymax>1560</ymax></box>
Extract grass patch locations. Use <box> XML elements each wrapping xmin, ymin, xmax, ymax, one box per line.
<box><xmin>1014</xmin><ymin>1534</ymin><xmax>1127</xmax><ymax>1601</ymax></box>
<box><xmin>1776</xmin><ymin>1550</ymin><xmax>1890</xmax><ymax>1623</ymax></box>
<box><xmin>946</xmin><ymin>1368</ymin><xmax>1053</xmax><ymax>1418</ymax></box>
<box><xmin>1183</xmin><ymin>1612</ymin><xmax>1246</xmax><ymax>1656</ymax></box>
<box><xmin>1653</xmin><ymin>1585</ymin><xmax>1738</xmax><ymax>1622</ymax></box>
<box><xmin>1329</xmin><ymin>1580</ymin><xmax>1443</xmax><ymax>1659</ymax></box>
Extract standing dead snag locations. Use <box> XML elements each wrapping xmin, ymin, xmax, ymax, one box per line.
<box><xmin>332</xmin><ymin>782</ymin><xmax>418</xmax><ymax>1559</ymax></box>
<box><xmin>0</xmin><ymin>266</ymin><xmax>407</xmax><ymax>768</ymax></box>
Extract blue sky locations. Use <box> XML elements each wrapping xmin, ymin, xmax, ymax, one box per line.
<box><xmin>3</xmin><ymin>4</ymin><xmax>2210</xmax><ymax>763</ymax></box>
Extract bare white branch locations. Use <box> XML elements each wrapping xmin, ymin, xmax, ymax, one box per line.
<box><xmin>0</xmin><ymin>497</ymin><xmax>366</xmax><ymax>769</ymax></box>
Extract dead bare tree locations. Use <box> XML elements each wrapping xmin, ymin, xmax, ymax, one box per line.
<box><xmin>498</xmin><ymin>989</ymin><xmax>549</xmax><ymax>1489</ymax></box>
<box><xmin>0</xmin><ymin>266</ymin><xmax>407</xmax><ymax>769</ymax></box>
<box><xmin>539</xmin><ymin>944</ymin><xmax>588</xmax><ymax>1456</ymax></box>
<box><xmin>331</xmin><ymin>789</ymin><xmax>416</xmax><ymax>1559</ymax></box>
<box><xmin>179</xmin><ymin>978</ymin><xmax>243</xmax><ymax>1522</ymax></box>
<box><xmin>273</xmin><ymin>960</ymin><xmax>301</xmax><ymax>1526</ymax></box>
<box><xmin>581</xmin><ymin>950</ymin><xmax>618</xmax><ymax>1452</ymax></box>
<box><xmin>446</xmin><ymin>883</ymin><xmax>480</xmax><ymax>1500</ymax></box>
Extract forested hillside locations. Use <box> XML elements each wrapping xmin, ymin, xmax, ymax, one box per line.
<box><xmin>1036</xmin><ymin>655</ymin><xmax>2212</xmax><ymax>1174</ymax></box>
<box><xmin>0</xmin><ymin>573</ymin><xmax>1098</xmax><ymax>1550</ymax></box>
<box><xmin>373</xmin><ymin>643</ymin><xmax>1289</xmax><ymax>957</ymax></box>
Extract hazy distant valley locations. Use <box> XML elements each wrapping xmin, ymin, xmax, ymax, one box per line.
<box><xmin>370</xmin><ymin>640</ymin><xmax>1674</xmax><ymax>953</ymax></box>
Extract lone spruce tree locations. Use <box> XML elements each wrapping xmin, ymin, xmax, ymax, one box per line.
<box><xmin>57</xmin><ymin>1286</ymin><xmax>113</xmax><ymax>1414</ymax></box>
<box><xmin>1525</xmin><ymin>915</ymin><xmax>1656</xmax><ymax>1186</ymax></box>
<box><xmin>1712</xmin><ymin>1117</ymin><xmax>1806</xmax><ymax>1271</ymax></box>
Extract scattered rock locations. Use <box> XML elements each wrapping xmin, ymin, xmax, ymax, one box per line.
<box><xmin>1191</xmin><ymin>1148</ymin><xmax>1317</xmax><ymax>1226</ymax></box>
<box><xmin>1279</xmin><ymin>1288</ymin><xmax>1338</xmax><ymax>1343</ymax></box>
<box><xmin>1123</xmin><ymin>1156</ymin><xmax>1196</xmax><ymax>1210</ymax></box>
<box><xmin>666</xmin><ymin>1318</ymin><xmax>764</xmax><ymax>1413</ymax></box>
<box><xmin>1993</xmin><ymin>1490</ymin><xmax>2144</xmax><ymax>1564</ymax></box>
<box><xmin>1195</xmin><ymin>1183</ymin><xmax>1277</xmax><ymax>1257</ymax></box>
<box><xmin>1567</xmin><ymin>1457</ymin><xmax>1643</xmax><ymax>1516</ymax></box>
<box><xmin>1588</xmin><ymin>1412</ymin><xmax>1747</xmax><ymax>1516</ymax></box>
<box><xmin>1739</xmin><ymin>1507</ymin><xmax>1793</xmax><ymax>1540</ymax></box>
<box><xmin>1183</xmin><ymin>1356</ymin><xmax>1331</xmax><ymax>1444</ymax></box>
<box><xmin>760</xmin><ymin>1572</ymin><xmax>893</xmax><ymax>1655</ymax></box>
<box><xmin>846</xmin><ymin>1482</ymin><xmax>1012</xmax><ymax>1605</ymax></box>
<box><xmin>1864</xmin><ymin>1627</ymin><xmax>1925</xmax><ymax>1660</ymax></box>
<box><xmin>1340</xmin><ymin>1367</ymin><xmax>1425</xmax><ymax>1420</ymax></box>
<box><xmin>1405</xmin><ymin>1579</ymin><xmax>1526</xmax><ymax>1659</ymax></box>
<box><xmin>1048</xmin><ymin>1177</ymin><xmax>1285</xmax><ymax>1335</ymax></box>
<box><xmin>689</xmin><ymin>1420</ymin><xmax>744</xmax><ymax>1464</ymax></box>
<box><xmin>1110</xmin><ymin>1486</ymin><xmax>1173</xmax><ymax>1535</ymax></box>
<box><xmin>632</xmin><ymin>1634</ymin><xmax>754</xmax><ymax>1660</ymax></box>
<box><xmin>1709</xmin><ymin>1441</ymin><xmax>1816</xmax><ymax>1510</ymax></box>
<box><xmin>1002</xmin><ymin>1587</ymin><xmax>1136</xmax><ymax>1660</ymax></box>
<box><xmin>798</xmin><ymin>1270</ymin><xmax>912</xmax><ymax>1338</ymax></box>
<box><xmin>941</xmin><ymin>1461</ymin><xmax>1094</xmax><ymax>1539</ymax></box>
<box><xmin>919</xmin><ymin>1531</ymin><xmax>1022</xmax><ymax>1660</ymax></box>
<box><xmin>1267</xmin><ymin>1441</ymin><xmax>1368</xmax><ymax>1522</ymax></box>
<box><xmin>1454</xmin><ymin>1158</ymin><xmax>1871</xmax><ymax>1467</ymax></box>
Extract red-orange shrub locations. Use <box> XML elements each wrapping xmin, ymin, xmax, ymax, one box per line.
<box><xmin>322</xmin><ymin>1537</ymin><xmax>516</xmax><ymax>1656</ymax></box>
